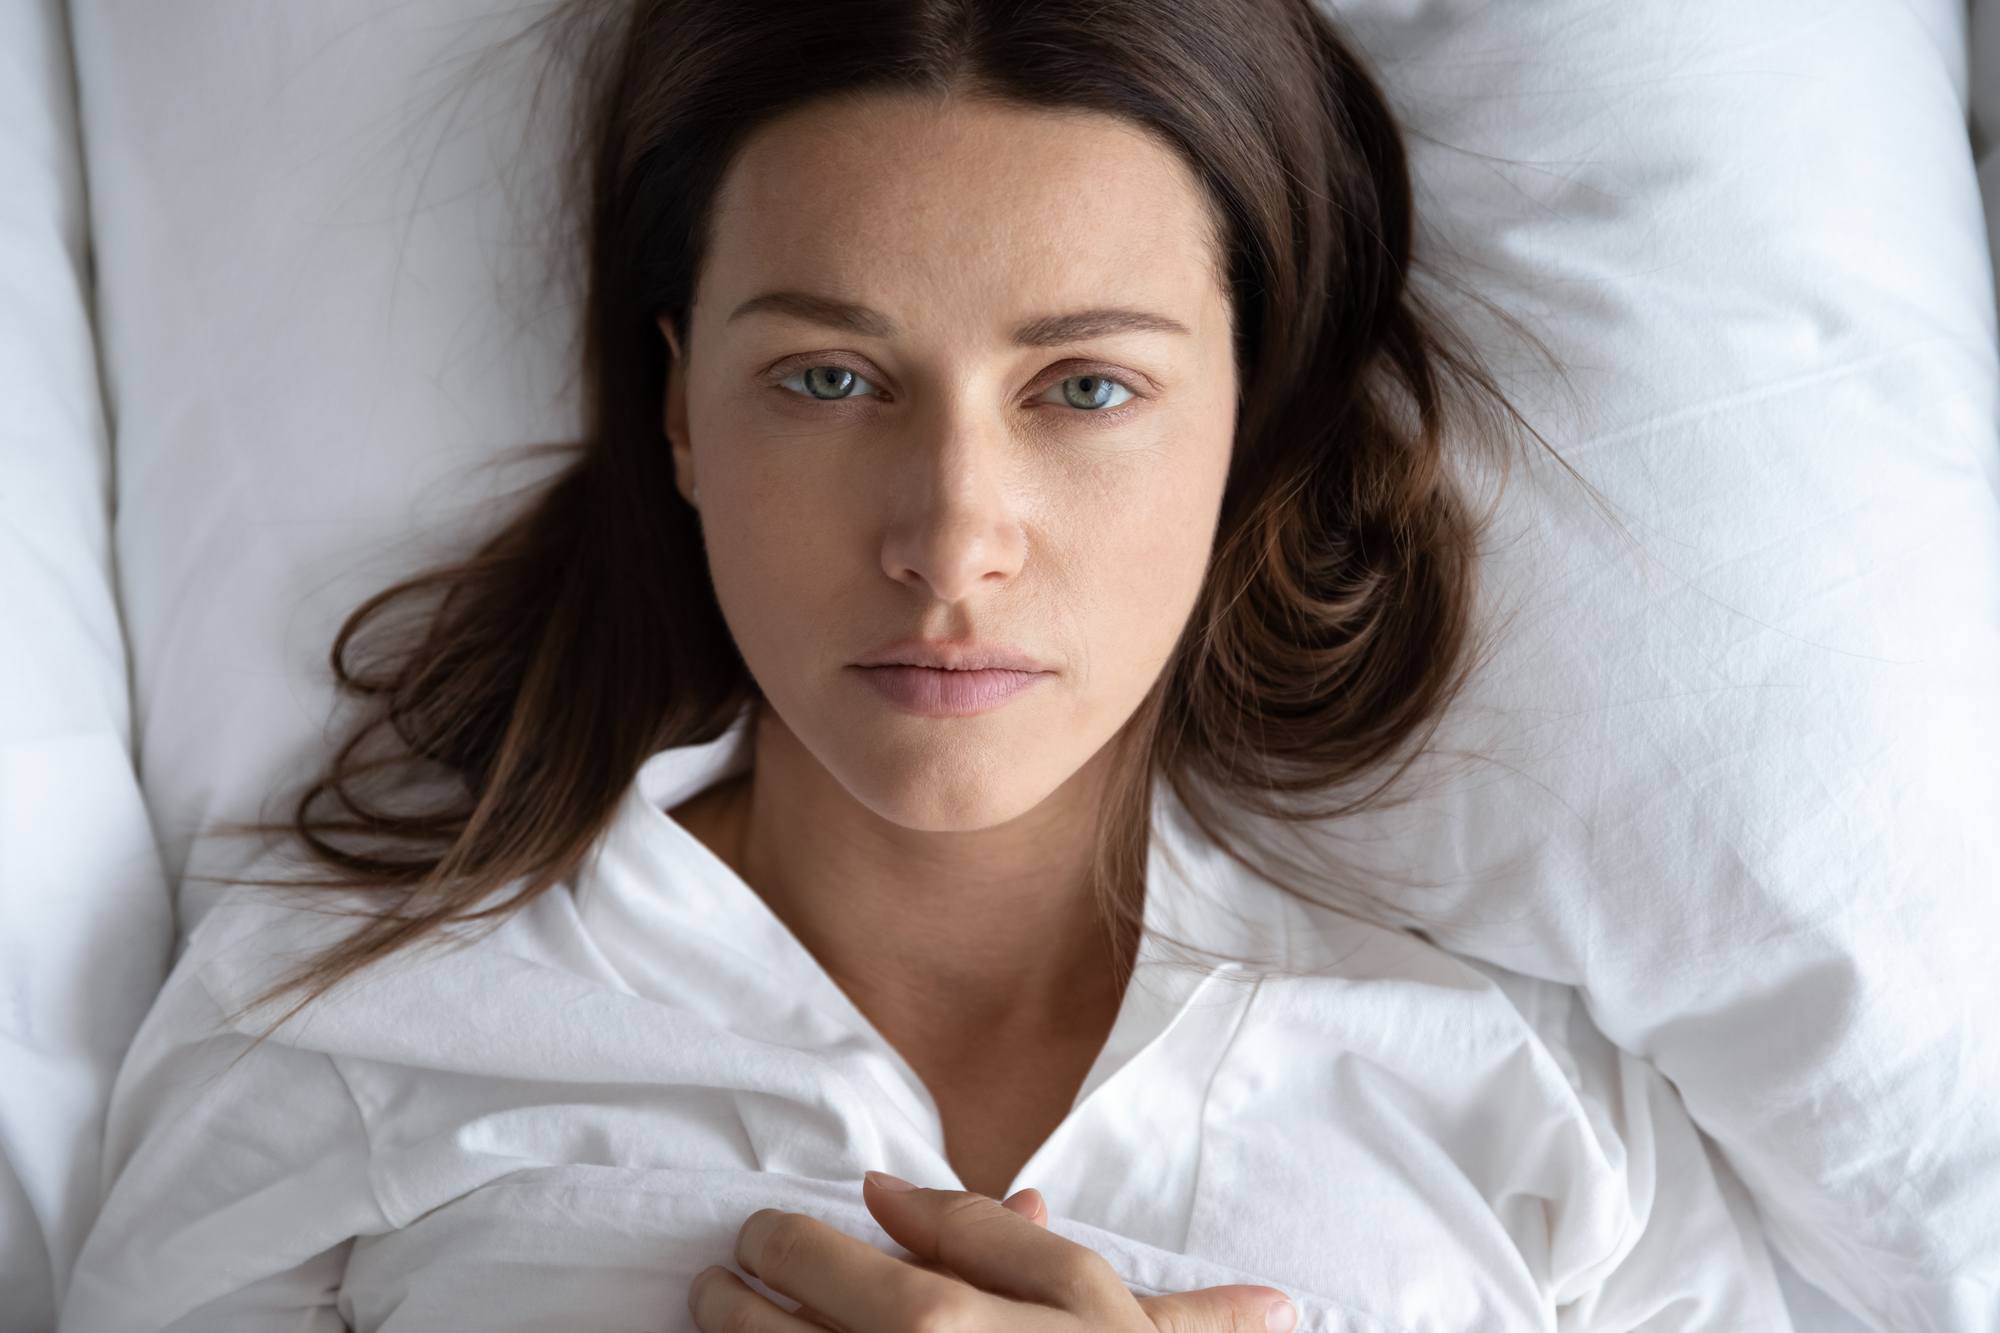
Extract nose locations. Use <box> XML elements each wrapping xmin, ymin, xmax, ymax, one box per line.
<box><xmin>878</xmin><ymin>407</ymin><xmax>1027</xmax><ymax>603</ymax></box>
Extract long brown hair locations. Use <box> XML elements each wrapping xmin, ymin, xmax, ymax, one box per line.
<box><xmin>275</xmin><ymin>0</ymin><xmax>1512</xmax><ymax>1004</ymax></box>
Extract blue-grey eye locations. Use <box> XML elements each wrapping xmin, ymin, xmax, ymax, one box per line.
<box><xmin>1041</xmin><ymin>375</ymin><xmax>1134</xmax><ymax>410</ymax></box>
<box><xmin>782</xmin><ymin>365</ymin><xmax>876</xmax><ymax>400</ymax></box>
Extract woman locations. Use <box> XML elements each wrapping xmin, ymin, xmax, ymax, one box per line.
<box><xmin>63</xmin><ymin>0</ymin><xmax>1783</xmax><ymax>1329</ymax></box>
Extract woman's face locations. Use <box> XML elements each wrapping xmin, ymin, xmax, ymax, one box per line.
<box><xmin>668</xmin><ymin>93</ymin><xmax>1237</xmax><ymax>832</ymax></box>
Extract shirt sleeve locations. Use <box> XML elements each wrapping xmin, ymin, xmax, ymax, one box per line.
<box><xmin>159</xmin><ymin>1243</ymin><xmax>354</xmax><ymax>1333</ymax></box>
<box><xmin>59</xmin><ymin>933</ymin><xmax>385</xmax><ymax>1333</ymax></box>
<box><xmin>1557</xmin><ymin>1036</ymin><xmax>1791</xmax><ymax>1332</ymax></box>
<box><xmin>1479</xmin><ymin>966</ymin><xmax>1793</xmax><ymax>1332</ymax></box>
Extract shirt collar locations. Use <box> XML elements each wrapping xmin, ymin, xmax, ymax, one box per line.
<box><xmin>580</xmin><ymin>737</ymin><xmax>1293</xmax><ymax>1169</ymax></box>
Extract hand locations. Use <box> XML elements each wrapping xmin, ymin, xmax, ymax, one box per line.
<box><xmin>688</xmin><ymin>1171</ymin><xmax>1298</xmax><ymax>1333</ymax></box>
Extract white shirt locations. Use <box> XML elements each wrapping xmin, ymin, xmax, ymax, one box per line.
<box><xmin>62</xmin><ymin>736</ymin><xmax>1785</xmax><ymax>1333</ymax></box>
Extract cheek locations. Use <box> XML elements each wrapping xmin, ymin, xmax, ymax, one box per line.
<box><xmin>1044</xmin><ymin>412</ymin><xmax>1235</xmax><ymax>691</ymax></box>
<box><xmin>683</xmin><ymin>394</ymin><xmax>869</xmax><ymax>666</ymax></box>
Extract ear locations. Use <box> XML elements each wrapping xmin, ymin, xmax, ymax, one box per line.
<box><xmin>659</xmin><ymin>315</ymin><xmax>697</xmax><ymax>507</ymax></box>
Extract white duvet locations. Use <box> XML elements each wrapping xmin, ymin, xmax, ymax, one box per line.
<box><xmin>63</xmin><ymin>742</ymin><xmax>1782</xmax><ymax>1333</ymax></box>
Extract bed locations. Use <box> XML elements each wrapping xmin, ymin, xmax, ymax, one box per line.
<box><xmin>3</xmin><ymin>0</ymin><xmax>1998</xmax><ymax>1328</ymax></box>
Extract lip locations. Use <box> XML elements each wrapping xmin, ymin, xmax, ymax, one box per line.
<box><xmin>850</xmin><ymin>640</ymin><xmax>1054</xmax><ymax>717</ymax></box>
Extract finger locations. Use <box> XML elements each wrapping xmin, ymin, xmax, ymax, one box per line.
<box><xmin>687</xmin><ymin>1265</ymin><xmax>825</xmax><ymax>1333</ymax></box>
<box><xmin>1139</xmin><ymin>1286</ymin><xmax>1299</xmax><ymax>1333</ymax></box>
<box><xmin>1001</xmin><ymin>1187</ymin><xmax>1050</xmax><ymax>1228</ymax></box>
<box><xmin>862</xmin><ymin>1172</ymin><xmax>1123</xmax><ymax>1313</ymax></box>
<box><xmin>733</xmin><ymin>1207</ymin><xmax>982</xmax><ymax>1333</ymax></box>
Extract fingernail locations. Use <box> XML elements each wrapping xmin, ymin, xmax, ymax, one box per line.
<box><xmin>864</xmin><ymin>1170</ymin><xmax>917</xmax><ymax>1192</ymax></box>
<box><xmin>1266</xmin><ymin>1299</ymin><xmax>1298</xmax><ymax>1333</ymax></box>
<box><xmin>1000</xmin><ymin>1187</ymin><xmax>1041</xmax><ymax>1216</ymax></box>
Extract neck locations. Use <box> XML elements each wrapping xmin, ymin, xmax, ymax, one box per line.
<box><xmin>671</xmin><ymin>709</ymin><xmax>1135</xmax><ymax>1195</ymax></box>
<box><xmin>724</xmin><ymin>711</ymin><xmax>1125</xmax><ymax>1020</ymax></box>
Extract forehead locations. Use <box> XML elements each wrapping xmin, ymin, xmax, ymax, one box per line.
<box><xmin>701</xmin><ymin>93</ymin><xmax>1225</xmax><ymax>328</ymax></box>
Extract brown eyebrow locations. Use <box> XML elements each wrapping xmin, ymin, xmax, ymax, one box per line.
<box><xmin>729</xmin><ymin>292</ymin><xmax>897</xmax><ymax>338</ymax></box>
<box><xmin>1012</xmin><ymin>309</ymin><xmax>1190</xmax><ymax>346</ymax></box>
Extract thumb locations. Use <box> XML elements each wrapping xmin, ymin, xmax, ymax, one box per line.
<box><xmin>1000</xmin><ymin>1188</ymin><xmax>1049</xmax><ymax>1228</ymax></box>
<box><xmin>1139</xmin><ymin>1285</ymin><xmax>1298</xmax><ymax>1333</ymax></box>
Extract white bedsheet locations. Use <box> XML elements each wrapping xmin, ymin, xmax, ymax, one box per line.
<box><xmin>0</xmin><ymin>0</ymin><xmax>171</xmax><ymax>1326</ymax></box>
<box><xmin>63</xmin><ymin>743</ymin><xmax>1783</xmax><ymax>1333</ymax></box>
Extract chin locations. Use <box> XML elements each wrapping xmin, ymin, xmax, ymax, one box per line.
<box><xmin>837</xmin><ymin>730</ymin><xmax>1068</xmax><ymax>834</ymax></box>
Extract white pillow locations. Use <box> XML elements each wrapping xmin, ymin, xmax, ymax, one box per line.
<box><xmin>68</xmin><ymin>0</ymin><xmax>2000</xmax><ymax>1328</ymax></box>
<box><xmin>69</xmin><ymin>0</ymin><xmax>580</xmax><ymax>916</ymax></box>
<box><xmin>0</xmin><ymin>1</ymin><xmax>170</xmax><ymax>1328</ymax></box>
<box><xmin>1290</xmin><ymin>1</ymin><xmax>2000</xmax><ymax>1325</ymax></box>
